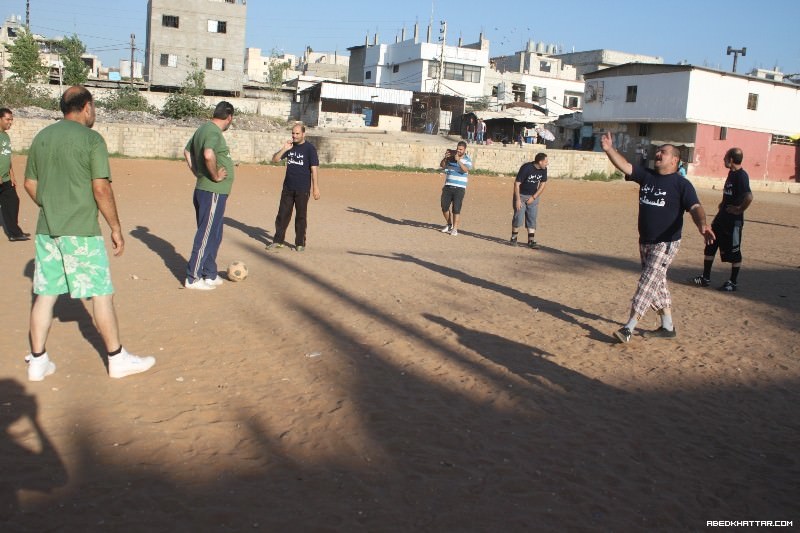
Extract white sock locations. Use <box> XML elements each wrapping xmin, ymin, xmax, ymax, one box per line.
<box><xmin>661</xmin><ymin>314</ymin><xmax>674</xmax><ymax>331</ymax></box>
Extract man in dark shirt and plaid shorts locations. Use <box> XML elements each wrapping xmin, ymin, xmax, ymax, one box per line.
<box><xmin>601</xmin><ymin>132</ymin><xmax>716</xmax><ymax>343</ymax></box>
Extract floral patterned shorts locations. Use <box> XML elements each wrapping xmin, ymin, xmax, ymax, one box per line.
<box><xmin>33</xmin><ymin>235</ymin><xmax>114</xmax><ymax>298</ymax></box>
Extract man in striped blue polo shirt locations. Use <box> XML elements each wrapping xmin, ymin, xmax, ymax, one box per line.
<box><xmin>438</xmin><ymin>141</ymin><xmax>473</xmax><ymax>236</ymax></box>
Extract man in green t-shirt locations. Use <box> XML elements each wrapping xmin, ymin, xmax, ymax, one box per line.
<box><xmin>22</xmin><ymin>85</ymin><xmax>156</xmax><ymax>382</ymax></box>
<box><xmin>183</xmin><ymin>101</ymin><xmax>235</xmax><ymax>290</ymax></box>
<box><xmin>0</xmin><ymin>107</ymin><xmax>30</xmax><ymax>241</ymax></box>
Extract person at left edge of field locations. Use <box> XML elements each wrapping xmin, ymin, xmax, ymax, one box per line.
<box><xmin>23</xmin><ymin>85</ymin><xmax>156</xmax><ymax>381</ymax></box>
<box><xmin>183</xmin><ymin>101</ymin><xmax>235</xmax><ymax>290</ymax></box>
<box><xmin>439</xmin><ymin>141</ymin><xmax>473</xmax><ymax>236</ymax></box>
<box><xmin>0</xmin><ymin>108</ymin><xmax>31</xmax><ymax>241</ymax></box>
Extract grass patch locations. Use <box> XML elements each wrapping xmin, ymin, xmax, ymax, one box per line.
<box><xmin>580</xmin><ymin>170</ymin><xmax>623</xmax><ymax>182</ymax></box>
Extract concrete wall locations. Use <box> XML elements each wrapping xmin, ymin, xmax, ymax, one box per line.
<box><xmin>11</xmin><ymin>117</ymin><xmax>616</xmax><ymax>178</ymax></box>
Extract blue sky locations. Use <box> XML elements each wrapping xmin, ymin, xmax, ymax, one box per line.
<box><xmin>4</xmin><ymin>0</ymin><xmax>799</xmax><ymax>76</ymax></box>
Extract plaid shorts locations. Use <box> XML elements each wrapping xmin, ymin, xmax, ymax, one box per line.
<box><xmin>630</xmin><ymin>240</ymin><xmax>681</xmax><ymax>319</ymax></box>
<box><xmin>34</xmin><ymin>235</ymin><xmax>114</xmax><ymax>298</ymax></box>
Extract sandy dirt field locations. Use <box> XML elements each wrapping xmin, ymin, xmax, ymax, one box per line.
<box><xmin>1</xmin><ymin>157</ymin><xmax>799</xmax><ymax>532</ymax></box>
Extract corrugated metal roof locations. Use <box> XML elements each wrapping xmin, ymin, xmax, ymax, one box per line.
<box><xmin>320</xmin><ymin>83</ymin><xmax>412</xmax><ymax>105</ymax></box>
<box><xmin>473</xmin><ymin>107</ymin><xmax>556</xmax><ymax>124</ymax></box>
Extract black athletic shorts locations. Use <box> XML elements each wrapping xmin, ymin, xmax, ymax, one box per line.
<box><xmin>707</xmin><ymin>218</ymin><xmax>743</xmax><ymax>263</ymax></box>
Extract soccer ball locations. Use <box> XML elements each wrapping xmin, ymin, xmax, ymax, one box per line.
<box><xmin>227</xmin><ymin>261</ymin><xmax>248</xmax><ymax>282</ymax></box>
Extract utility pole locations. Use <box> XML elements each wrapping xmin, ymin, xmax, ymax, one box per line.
<box><xmin>130</xmin><ymin>34</ymin><xmax>136</xmax><ymax>88</ymax></box>
<box><xmin>726</xmin><ymin>45</ymin><xmax>746</xmax><ymax>73</ymax></box>
<box><xmin>436</xmin><ymin>20</ymin><xmax>446</xmax><ymax>94</ymax></box>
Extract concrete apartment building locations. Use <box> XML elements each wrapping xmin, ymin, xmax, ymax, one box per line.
<box><xmin>145</xmin><ymin>0</ymin><xmax>246</xmax><ymax>94</ymax></box>
<box><xmin>348</xmin><ymin>24</ymin><xmax>490</xmax><ymax>99</ymax></box>
<box><xmin>489</xmin><ymin>40</ymin><xmax>586</xmax><ymax>115</ymax></box>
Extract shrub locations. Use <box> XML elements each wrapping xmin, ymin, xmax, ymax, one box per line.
<box><xmin>97</xmin><ymin>87</ymin><xmax>156</xmax><ymax>113</ymax></box>
<box><xmin>0</xmin><ymin>79</ymin><xmax>59</xmax><ymax>110</ymax></box>
<box><xmin>581</xmin><ymin>170</ymin><xmax>623</xmax><ymax>182</ymax></box>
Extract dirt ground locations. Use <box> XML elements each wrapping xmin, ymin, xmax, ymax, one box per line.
<box><xmin>1</xmin><ymin>158</ymin><xmax>798</xmax><ymax>532</ymax></box>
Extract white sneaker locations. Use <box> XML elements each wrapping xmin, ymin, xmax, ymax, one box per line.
<box><xmin>185</xmin><ymin>278</ymin><xmax>215</xmax><ymax>290</ymax></box>
<box><xmin>204</xmin><ymin>276</ymin><xmax>223</xmax><ymax>287</ymax></box>
<box><xmin>450</xmin><ymin>228</ymin><xmax>458</xmax><ymax>236</ymax></box>
<box><xmin>25</xmin><ymin>352</ymin><xmax>56</xmax><ymax>382</ymax></box>
<box><xmin>108</xmin><ymin>348</ymin><xmax>156</xmax><ymax>379</ymax></box>
<box><xmin>440</xmin><ymin>225</ymin><xmax>451</xmax><ymax>233</ymax></box>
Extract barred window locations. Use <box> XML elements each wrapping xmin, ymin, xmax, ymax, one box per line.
<box><xmin>162</xmin><ymin>15</ymin><xmax>179</xmax><ymax>28</ymax></box>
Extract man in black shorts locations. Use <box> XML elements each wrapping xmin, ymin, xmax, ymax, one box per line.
<box><xmin>692</xmin><ymin>147</ymin><xmax>752</xmax><ymax>292</ymax></box>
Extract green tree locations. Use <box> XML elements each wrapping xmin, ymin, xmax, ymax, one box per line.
<box><xmin>162</xmin><ymin>60</ymin><xmax>208</xmax><ymax>119</ymax></box>
<box><xmin>6</xmin><ymin>29</ymin><xmax>48</xmax><ymax>83</ymax></box>
<box><xmin>267</xmin><ymin>49</ymin><xmax>290</xmax><ymax>90</ymax></box>
<box><xmin>57</xmin><ymin>35</ymin><xmax>89</xmax><ymax>85</ymax></box>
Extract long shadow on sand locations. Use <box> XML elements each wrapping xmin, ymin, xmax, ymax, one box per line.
<box><xmin>9</xmin><ymin>235</ymin><xmax>798</xmax><ymax>531</ymax></box>
<box><xmin>0</xmin><ymin>379</ymin><xmax>67</xmax><ymax>522</ymax></box>
<box><xmin>348</xmin><ymin>206</ymin><xmax>513</xmax><ymax>247</ymax></box>
<box><xmin>352</xmin><ymin>251</ymin><xmax>611</xmax><ymax>341</ymax></box>
<box><xmin>11</xmin><ymin>249</ymin><xmax>798</xmax><ymax>530</ymax></box>
<box><xmin>129</xmin><ymin>225</ymin><xmax>186</xmax><ymax>283</ymax></box>
<box><xmin>223</xmin><ymin>216</ymin><xmax>272</xmax><ymax>246</ymax></box>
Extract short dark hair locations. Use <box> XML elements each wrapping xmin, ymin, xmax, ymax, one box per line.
<box><xmin>0</xmin><ymin>107</ymin><xmax>12</xmax><ymax>118</ymax></box>
<box><xmin>213</xmin><ymin>101</ymin><xmax>234</xmax><ymax>120</ymax></box>
<box><xmin>725</xmin><ymin>147</ymin><xmax>744</xmax><ymax>165</ymax></box>
<box><xmin>534</xmin><ymin>152</ymin><xmax>547</xmax><ymax>164</ymax></box>
<box><xmin>60</xmin><ymin>86</ymin><xmax>93</xmax><ymax>115</ymax></box>
<box><xmin>457</xmin><ymin>141</ymin><xmax>467</xmax><ymax>148</ymax></box>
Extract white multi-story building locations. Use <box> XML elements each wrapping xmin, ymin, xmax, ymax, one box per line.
<box><xmin>348</xmin><ymin>24</ymin><xmax>489</xmax><ymax>99</ymax></box>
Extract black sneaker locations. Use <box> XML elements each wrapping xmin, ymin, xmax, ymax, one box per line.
<box><xmin>719</xmin><ymin>280</ymin><xmax>737</xmax><ymax>292</ymax></box>
<box><xmin>643</xmin><ymin>327</ymin><xmax>677</xmax><ymax>339</ymax></box>
<box><xmin>613</xmin><ymin>327</ymin><xmax>632</xmax><ymax>343</ymax></box>
<box><xmin>510</xmin><ymin>235</ymin><xmax>518</xmax><ymax>245</ymax></box>
<box><xmin>528</xmin><ymin>240</ymin><xmax>539</xmax><ymax>249</ymax></box>
<box><xmin>691</xmin><ymin>276</ymin><xmax>710</xmax><ymax>287</ymax></box>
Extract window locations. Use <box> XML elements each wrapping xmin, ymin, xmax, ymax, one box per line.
<box><xmin>160</xmin><ymin>53</ymin><xmax>177</xmax><ymax>67</ymax></box>
<box><xmin>564</xmin><ymin>95</ymin><xmax>580</xmax><ymax>109</ymax></box>
<box><xmin>206</xmin><ymin>57</ymin><xmax>225</xmax><ymax>71</ymax></box>
<box><xmin>365</xmin><ymin>70</ymin><xmax>372</xmax><ymax>80</ymax></box>
<box><xmin>719</xmin><ymin>127</ymin><xmax>727</xmax><ymax>140</ymax></box>
<box><xmin>512</xmin><ymin>83</ymin><xmax>526</xmax><ymax>102</ymax></box>
<box><xmin>208</xmin><ymin>20</ymin><xmax>227</xmax><ymax>33</ymax></box>
<box><xmin>392</xmin><ymin>64</ymin><xmax>399</xmax><ymax>73</ymax></box>
<box><xmin>747</xmin><ymin>93</ymin><xmax>758</xmax><ymax>110</ymax></box>
<box><xmin>429</xmin><ymin>62</ymin><xmax>480</xmax><ymax>82</ymax></box>
<box><xmin>626</xmin><ymin>85</ymin><xmax>637</xmax><ymax>102</ymax></box>
<box><xmin>162</xmin><ymin>15</ymin><xmax>179</xmax><ymax>28</ymax></box>
<box><xmin>638</xmin><ymin>123</ymin><xmax>649</xmax><ymax>137</ymax></box>
<box><xmin>539</xmin><ymin>60</ymin><xmax>551</xmax><ymax>73</ymax></box>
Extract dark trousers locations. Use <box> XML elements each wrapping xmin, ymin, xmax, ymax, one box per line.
<box><xmin>186</xmin><ymin>189</ymin><xmax>227</xmax><ymax>282</ymax></box>
<box><xmin>0</xmin><ymin>181</ymin><xmax>24</xmax><ymax>237</ymax></box>
<box><xmin>274</xmin><ymin>189</ymin><xmax>310</xmax><ymax>247</ymax></box>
